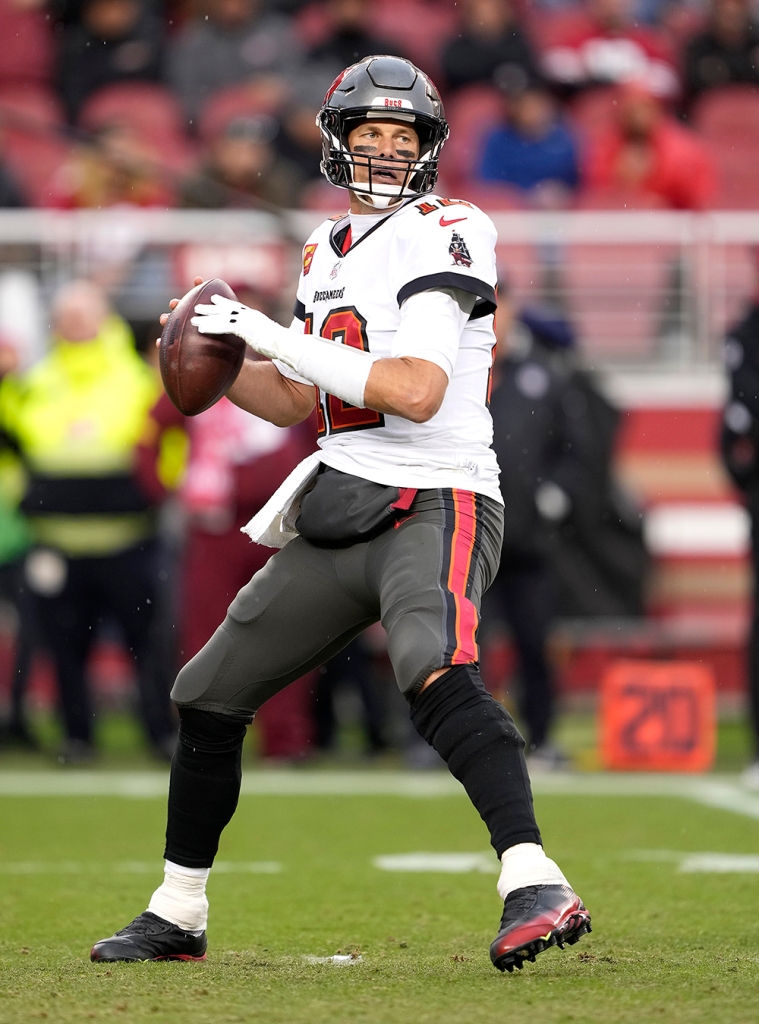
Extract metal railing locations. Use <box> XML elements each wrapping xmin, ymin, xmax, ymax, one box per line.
<box><xmin>0</xmin><ymin>208</ymin><xmax>758</xmax><ymax>369</ymax></box>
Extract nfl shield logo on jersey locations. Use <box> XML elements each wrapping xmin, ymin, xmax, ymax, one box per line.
<box><xmin>449</xmin><ymin>232</ymin><xmax>472</xmax><ymax>268</ymax></box>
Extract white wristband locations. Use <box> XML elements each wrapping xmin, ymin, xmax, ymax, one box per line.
<box><xmin>192</xmin><ymin>297</ymin><xmax>379</xmax><ymax>408</ymax></box>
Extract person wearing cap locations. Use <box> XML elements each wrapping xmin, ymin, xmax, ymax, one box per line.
<box><xmin>584</xmin><ymin>81</ymin><xmax>716</xmax><ymax>209</ymax></box>
<box><xmin>179</xmin><ymin>114</ymin><xmax>305</xmax><ymax>210</ymax></box>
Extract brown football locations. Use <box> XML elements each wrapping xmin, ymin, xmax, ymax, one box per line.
<box><xmin>159</xmin><ymin>278</ymin><xmax>245</xmax><ymax>416</ymax></box>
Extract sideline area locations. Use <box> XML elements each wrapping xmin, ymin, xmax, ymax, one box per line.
<box><xmin>2</xmin><ymin>768</ymin><xmax>759</xmax><ymax>820</ymax></box>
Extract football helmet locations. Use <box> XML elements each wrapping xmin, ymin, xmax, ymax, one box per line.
<box><xmin>318</xmin><ymin>55</ymin><xmax>449</xmax><ymax>210</ymax></box>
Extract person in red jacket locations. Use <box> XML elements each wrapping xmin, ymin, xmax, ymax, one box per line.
<box><xmin>583</xmin><ymin>82</ymin><xmax>717</xmax><ymax>209</ymax></box>
<box><xmin>136</xmin><ymin>364</ymin><xmax>318</xmax><ymax>760</ymax></box>
<box><xmin>541</xmin><ymin>0</ymin><xmax>679</xmax><ymax>98</ymax></box>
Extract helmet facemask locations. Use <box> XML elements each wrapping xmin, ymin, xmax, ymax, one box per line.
<box><xmin>317</xmin><ymin>104</ymin><xmax>446</xmax><ymax>209</ymax></box>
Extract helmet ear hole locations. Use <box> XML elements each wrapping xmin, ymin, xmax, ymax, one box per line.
<box><xmin>318</xmin><ymin>55</ymin><xmax>448</xmax><ymax>203</ymax></box>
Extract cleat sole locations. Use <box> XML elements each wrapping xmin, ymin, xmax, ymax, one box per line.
<box><xmin>491</xmin><ymin>910</ymin><xmax>592</xmax><ymax>974</ymax></box>
<box><xmin>91</xmin><ymin>949</ymin><xmax>207</xmax><ymax>964</ymax></box>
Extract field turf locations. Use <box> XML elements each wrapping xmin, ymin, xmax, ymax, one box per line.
<box><xmin>1</xmin><ymin>764</ymin><xmax>759</xmax><ymax>1024</ymax></box>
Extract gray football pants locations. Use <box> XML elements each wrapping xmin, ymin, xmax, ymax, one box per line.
<box><xmin>171</xmin><ymin>489</ymin><xmax>503</xmax><ymax>719</ymax></box>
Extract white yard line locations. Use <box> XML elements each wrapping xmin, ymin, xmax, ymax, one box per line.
<box><xmin>1</xmin><ymin>770</ymin><xmax>759</xmax><ymax>823</ymax></box>
<box><xmin>0</xmin><ymin>860</ymin><xmax>281</xmax><ymax>874</ymax></box>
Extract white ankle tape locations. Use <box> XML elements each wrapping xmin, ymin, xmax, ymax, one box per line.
<box><xmin>497</xmin><ymin>843</ymin><xmax>569</xmax><ymax>901</ymax></box>
<box><xmin>147</xmin><ymin>860</ymin><xmax>210</xmax><ymax>932</ymax></box>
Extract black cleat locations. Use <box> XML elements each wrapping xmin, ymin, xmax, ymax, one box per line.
<box><xmin>490</xmin><ymin>884</ymin><xmax>591</xmax><ymax>973</ymax></box>
<box><xmin>90</xmin><ymin>911</ymin><xmax>207</xmax><ymax>962</ymax></box>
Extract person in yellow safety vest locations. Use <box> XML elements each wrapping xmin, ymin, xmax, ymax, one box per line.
<box><xmin>0</xmin><ymin>280</ymin><xmax>176</xmax><ymax>764</ymax></box>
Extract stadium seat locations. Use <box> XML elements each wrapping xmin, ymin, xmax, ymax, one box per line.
<box><xmin>692</xmin><ymin>86</ymin><xmax>759</xmax><ymax>208</ymax></box>
<box><xmin>456</xmin><ymin>183</ymin><xmax>526</xmax><ymax>210</ymax></box>
<box><xmin>0</xmin><ymin>84</ymin><xmax>70</xmax><ymax>206</ymax></box>
<box><xmin>300</xmin><ymin>178</ymin><xmax>349</xmax><ymax>213</ymax></box>
<box><xmin>78</xmin><ymin>82</ymin><xmax>197</xmax><ymax>174</ymax></box>
<box><xmin>0</xmin><ymin>0</ymin><xmax>54</xmax><ymax>85</ymax></box>
<box><xmin>197</xmin><ymin>83</ymin><xmax>285</xmax><ymax>145</ymax></box>
<box><xmin>438</xmin><ymin>84</ymin><xmax>506</xmax><ymax>190</ymax></box>
<box><xmin>575</xmin><ymin>186</ymin><xmax>667</xmax><ymax>210</ymax></box>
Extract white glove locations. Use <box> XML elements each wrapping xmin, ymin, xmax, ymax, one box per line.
<box><xmin>192</xmin><ymin>294</ymin><xmax>379</xmax><ymax>409</ymax></box>
<box><xmin>191</xmin><ymin>294</ymin><xmax>298</xmax><ymax>365</ymax></box>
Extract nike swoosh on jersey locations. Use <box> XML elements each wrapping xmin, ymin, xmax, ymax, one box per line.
<box><xmin>439</xmin><ymin>215</ymin><xmax>468</xmax><ymax>227</ymax></box>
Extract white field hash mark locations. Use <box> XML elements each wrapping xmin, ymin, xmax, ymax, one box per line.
<box><xmin>0</xmin><ymin>861</ymin><xmax>281</xmax><ymax>874</ymax></box>
<box><xmin>373</xmin><ymin>853</ymin><xmax>498</xmax><ymax>873</ymax></box>
<box><xmin>623</xmin><ymin>850</ymin><xmax>759</xmax><ymax>873</ymax></box>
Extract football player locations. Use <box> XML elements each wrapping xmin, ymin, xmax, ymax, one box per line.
<box><xmin>91</xmin><ymin>55</ymin><xmax>590</xmax><ymax>972</ymax></box>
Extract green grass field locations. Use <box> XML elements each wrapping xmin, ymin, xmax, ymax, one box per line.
<box><xmin>2</xmin><ymin>754</ymin><xmax>759</xmax><ymax>1024</ymax></box>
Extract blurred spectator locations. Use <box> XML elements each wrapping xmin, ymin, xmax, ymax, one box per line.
<box><xmin>313</xmin><ymin>636</ymin><xmax>388</xmax><ymax>756</ymax></box>
<box><xmin>276</xmin><ymin>90</ymin><xmax>324</xmax><ymax>183</ymax></box>
<box><xmin>584</xmin><ymin>83</ymin><xmax>717</xmax><ymax>208</ymax></box>
<box><xmin>307</xmin><ymin>0</ymin><xmax>404</xmax><ymax>72</ymax></box>
<box><xmin>484</xmin><ymin>293</ymin><xmax>581</xmax><ymax>767</ymax></box>
<box><xmin>136</xmin><ymin>290</ymin><xmax>318</xmax><ymax>760</ymax></box>
<box><xmin>167</xmin><ymin>0</ymin><xmax>301</xmax><ymax>125</ymax></box>
<box><xmin>0</xmin><ymin>125</ymin><xmax>25</xmax><ymax>207</ymax></box>
<box><xmin>180</xmin><ymin>114</ymin><xmax>304</xmax><ymax>208</ymax></box>
<box><xmin>0</xmin><ymin>340</ymin><xmax>35</xmax><ymax>749</ymax></box>
<box><xmin>49</xmin><ymin>122</ymin><xmax>172</xmax><ymax>207</ymax></box>
<box><xmin>684</xmin><ymin>0</ymin><xmax>759</xmax><ymax>107</ymax></box>
<box><xmin>541</xmin><ymin>0</ymin><xmax>679</xmax><ymax>98</ymax></box>
<box><xmin>56</xmin><ymin>0</ymin><xmax>164</xmax><ymax>122</ymax></box>
<box><xmin>516</xmin><ymin>304</ymin><xmax>648</xmax><ymax>618</ymax></box>
<box><xmin>478</xmin><ymin>79</ymin><xmax>579</xmax><ymax>204</ymax></box>
<box><xmin>0</xmin><ymin>280</ymin><xmax>176</xmax><ymax>764</ymax></box>
<box><xmin>720</xmin><ymin>272</ymin><xmax>759</xmax><ymax>788</ymax></box>
<box><xmin>440</xmin><ymin>0</ymin><xmax>539</xmax><ymax>95</ymax></box>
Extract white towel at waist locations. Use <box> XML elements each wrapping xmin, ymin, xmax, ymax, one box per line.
<box><xmin>241</xmin><ymin>451</ymin><xmax>323</xmax><ymax>548</ymax></box>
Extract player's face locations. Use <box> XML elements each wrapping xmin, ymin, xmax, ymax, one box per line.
<box><xmin>347</xmin><ymin>121</ymin><xmax>420</xmax><ymax>188</ymax></box>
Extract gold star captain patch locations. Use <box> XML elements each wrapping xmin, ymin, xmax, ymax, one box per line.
<box><xmin>303</xmin><ymin>243</ymin><xmax>318</xmax><ymax>276</ymax></box>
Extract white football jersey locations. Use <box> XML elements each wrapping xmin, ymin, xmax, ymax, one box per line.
<box><xmin>278</xmin><ymin>194</ymin><xmax>502</xmax><ymax>503</ymax></box>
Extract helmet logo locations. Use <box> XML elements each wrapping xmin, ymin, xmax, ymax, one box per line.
<box><xmin>371</xmin><ymin>96</ymin><xmax>413</xmax><ymax>109</ymax></box>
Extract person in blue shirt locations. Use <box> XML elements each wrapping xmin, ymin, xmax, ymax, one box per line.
<box><xmin>479</xmin><ymin>80</ymin><xmax>580</xmax><ymax>203</ymax></box>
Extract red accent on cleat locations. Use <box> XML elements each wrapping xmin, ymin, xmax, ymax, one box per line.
<box><xmin>490</xmin><ymin>885</ymin><xmax>591</xmax><ymax>973</ymax></box>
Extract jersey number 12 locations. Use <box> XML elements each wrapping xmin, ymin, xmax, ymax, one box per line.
<box><xmin>306</xmin><ymin>306</ymin><xmax>385</xmax><ymax>437</ymax></box>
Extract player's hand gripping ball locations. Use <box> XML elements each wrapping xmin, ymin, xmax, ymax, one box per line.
<box><xmin>159</xmin><ymin>278</ymin><xmax>245</xmax><ymax>416</ymax></box>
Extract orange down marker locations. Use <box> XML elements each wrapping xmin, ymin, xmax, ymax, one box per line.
<box><xmin>600</xmin><ymin>660</ymin><xmax>716</xmax><ymax>772</ymax></box>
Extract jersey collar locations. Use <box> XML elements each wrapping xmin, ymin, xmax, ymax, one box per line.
<box><xmin>328</xmin><ymin>196</ymin><xmax>418</xmax><ymax>259</ymax></box>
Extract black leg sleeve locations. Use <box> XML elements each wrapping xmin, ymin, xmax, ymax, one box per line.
<box><xmin>164</xmin><ymin>707</ymin><xmax>249</xmax><ymax>868</ymax></box>
<box><xmin>410</xmin><ymin>665</ymin><xmax>541</xmax><ymax>857</ymax></box>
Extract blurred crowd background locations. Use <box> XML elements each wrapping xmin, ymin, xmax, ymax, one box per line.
<box><xmin>1</xmin><ymin>0</ymin><xmax>759</xmax><ymax>772</ymax></box>
<box><xmin>0</xmin><ymin>0</ymin><xmax>758</xmax><ymax>211</ymax></box>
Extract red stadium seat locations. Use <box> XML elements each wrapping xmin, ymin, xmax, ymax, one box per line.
<box><xmin>456</xmin><ymin>183</ymin><xmax>526</xmax><ymax>210</ymax></box>
<box><xmin>79</xmin><ymin>82</ymin><xmax>197</xmax><ymax>174</ymax></box>
<box><xmin>439</xmin><ymin>84</ymin><xmax>506</xmax><ymax>189</ymax></box>
<box><xmin>300</xmin><ymin>178</ymin><xmax>348</xmax><ymax>213</ymax></box>
<box><xmin>0</xmin><ymin>0</ymin><xmax>54</xmax><ymax>85</ymax></box>
<box><xmin>197</xmin><ymin>83</ymin><xmax>285</xmax><ymax>145</ymax></box>
<box><xmin>692</xmin><ymin>86</ymin><xmax>759</xmax><ymax>208</ymax></box>
<box><xmin>0</xmin><ymin>84</ymin><xmax>70</xmax><ymax>206</ymax></box>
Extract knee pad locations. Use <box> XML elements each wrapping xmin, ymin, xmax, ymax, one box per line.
<box><xmin>177</xmin><ymin>706</ymin><xmax>248</xmax><ymax>757</ymax></box>
<box><xmin>410</xmin><ymin>664</ymin><xmax>524</xmax><ymax>763</ymax></box>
